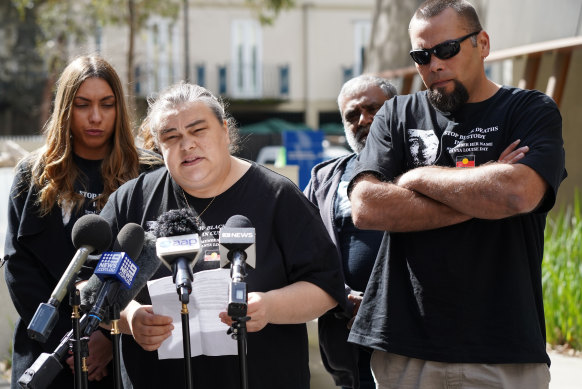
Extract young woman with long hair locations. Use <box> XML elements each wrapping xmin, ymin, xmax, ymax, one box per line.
<box><xmin>3</xmin><ymin>55</ymin><xmax>162</xmax><ymax>388</ymax></box>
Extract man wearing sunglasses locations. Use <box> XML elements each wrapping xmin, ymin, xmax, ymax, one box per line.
<box><xmin>346</xmin><ymin>0</ymin><xmax>566</xmax><ymax>388</ymax></box>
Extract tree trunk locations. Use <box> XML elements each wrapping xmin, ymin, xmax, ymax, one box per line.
<box><xmin>40</xmin><ymin>34</ymin><xmax>68</xmax><ymax>130</ymax></box>
<box><xmin>365</xmin><ymin>0</ymin><xmax>487</xmax><ymax>74</ymax></box>
<box><xmin>365</xmin><ymin>0</ymin><xmax>422</xmax><ymax>74</ymax></box>
<box><xmin>127</xmin><ymin>0</ymin><xmax>136</xmax><ymax>119</ymax></box>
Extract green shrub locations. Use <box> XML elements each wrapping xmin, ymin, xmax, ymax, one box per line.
<box><xmin>543</xmin><ymin>189</ymin><xmax>582</xmax><ymax>350</ymax></box>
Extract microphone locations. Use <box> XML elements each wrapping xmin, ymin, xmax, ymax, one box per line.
<box><xmin>219</xmin><ymin>215</ymin><xmax>256</xmax><ymax>318</ymax></box>
<box><xmin>19</xmin><ymin>231</ymin><xmax>162</xmax><ymax>389</ymax></box>
<box><xmin>82</xmin><ymin>223</ymin><xmax>144</xmax><ymax>337</ymax></box>
<box><xmin>27</xmin><ymin>214</ymin><xmax>112</xmax><ymax>343</ymax></box>
<box><xmin>80</xmin><ymin>229</ymin><xmax>161</xmax><ymax>320</ymax></box>
<box><xmin>152</xmin><ymin>208</ymin><xmax>201</xmax><ymax>304</ymax></box>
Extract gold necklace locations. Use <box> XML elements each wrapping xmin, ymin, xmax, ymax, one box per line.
<box><xmin>181</xmin><ymin>188</ymin><xmax>216</xmax><ymax>224</ymax></box>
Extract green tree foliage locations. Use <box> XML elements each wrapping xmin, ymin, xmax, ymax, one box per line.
<box><xmin>543</xmin><ymin>189</ymin><xmax>582</xmax><ymax>351</ymax></box>
<box><xmin>88</xmin><ymin>0</ymin><xmax>182</xmax><ymax>111</ymax></box>
<box><xmin>245</xmin><ymin>0</ymin><xmax>294</xmax><ymax>25</ymax></box>
<box><xmin>4</xmin><ymin>0</ymin><xmax>295</xmax><ymax>133</ymax></box>
<box><xmin>1</xmin><ymin>1</ymin><xmax>46</xmax><ymax>134</ymax></box>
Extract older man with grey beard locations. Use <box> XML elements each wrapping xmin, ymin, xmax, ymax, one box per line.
<box><xmin>304</xmin><ymin>75</ymin><xmax>397</xmax><ymax>389</ymax></box>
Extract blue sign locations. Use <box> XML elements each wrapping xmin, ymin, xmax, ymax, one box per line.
<box><xmin>283</xmin><ymin>130</ymin><xmax>324</xmax><ymax>190</ymax></box>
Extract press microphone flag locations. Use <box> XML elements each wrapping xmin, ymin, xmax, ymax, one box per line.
<box><xmin>94</xmin><ymin>251</ymin><xmax>138</xmax><ymax>289</ymax></box>
<box><xmin>155</xmin><ymin>234</ymin><xmax>201</xmax><ymax>269</ymax></box>
<box><xmin>219</xmin><ymin>215</ymin><xmax>256</xmax><ymax>269</ymax></box>
<box><xmin>27</xmin><ymin>214</ymin><xmax>112</xmax><ymax>343</ymax></box>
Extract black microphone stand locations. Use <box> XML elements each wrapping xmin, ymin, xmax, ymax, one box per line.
<box><xmin>226</xmin><ymin>253</ymin><xmax>250</xmax><ymax>389</ymax></box>
<box><xmin>227</xmin><ymin>315</ymin><xmax>250</xmax><ymax>389</ymax></box>
<box><xmin>69</xmin><ymin>289</ymin><xmax>89</xmax><ymax>389</ymax></box>
<box><xmin>108</xmin><ymin>303</ymin><xmax>123</xmax><ymax>389</ymax></box>
<box><xmin>175</xmin><ymin>260</ymin><xmax>194</xmax><ymax>389</ymax></box>
<box><xmin>180</xmin><ymin>297</ymin><xmax>194</xmax><ymax>389</ymax></box>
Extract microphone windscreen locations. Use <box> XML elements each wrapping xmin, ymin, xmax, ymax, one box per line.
<box><xmin>81</xmin><ymin>231</ymin><xmax>161</xmax><ymax>316</ymax></box>
<box><xmin>113</xmin><ymin>223</ymin><xmax>145</xmax><ymax>260</ymax></box>
<box><xmin>71</xmin><ymin>214</ymin><xmax>112</xmax><ymax>254</ymax></box>
<box><xmin>151</xmin><ymin>208</ymin><xmax>198</xmax><ymax>237</ymax></box>
<box><xmin>224</xmin><ymin>214</ymin><xmax>253</xmax><ymax>228</ymax></box>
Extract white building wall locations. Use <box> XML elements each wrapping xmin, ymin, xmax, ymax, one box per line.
<box><xmin>261</xmin><ymin>10</ymin><xmax>306</xmax><ymax>101</ymax></box>
<box><xmin>483</xmin><ymin>0</ymin><xmax>582</xmax><ymax>51</ymax></box>
<box><xmin>95</xmin><ymin>0</ymin><xmax>376</xmax><ymax>128</ymax></box>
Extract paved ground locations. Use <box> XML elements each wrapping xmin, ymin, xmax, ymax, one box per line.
<box><xmin>1</xmin><ymin>341</ymin><xmax>581</xmax><ymax>388</ymax></box>
<box><xmin>546</xmin><ymin>351</ymin><xmax>582</xmax><ymax>389</ymax></box>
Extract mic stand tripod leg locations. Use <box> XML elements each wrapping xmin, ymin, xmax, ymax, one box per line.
<box><xmin>69</xmin><ymin>289</ymin><xmax>89</xmax><ymax>389</ymax></box>
<box><xmin>109</xmin><ymin>304</ymin><xmax>123</xmax><ymax>389</ymax></box>
<box><xmin>181</xmin><ymin>302</ymin><xmax>194</xmax><ymax>389</ymax></box>
<box><xmin>228</xmin><ymin>316</ymin><xmax>250</xmax><ymax>389</ymax></box>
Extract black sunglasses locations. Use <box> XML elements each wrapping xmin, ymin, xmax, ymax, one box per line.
<box><xmin>409</xmin><ymin>31</ymin><xmax>481</xmax><ymax>65</ymax></box>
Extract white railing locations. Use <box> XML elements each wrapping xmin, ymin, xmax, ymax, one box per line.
<box><xmin>0</xmin><ymin>135</ymin><xmax>45</xmax><ymax>151</ymax></box>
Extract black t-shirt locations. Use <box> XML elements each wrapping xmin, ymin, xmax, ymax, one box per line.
<box><xmin>347</xmin><ymin>86</ymin><xmax>566</xmax><ymax>364</ymax></box>
<box><xmin>63</xmin><ymin>155</ymin><xmax>104</xmax><ymax>239</ymax></box>
<box><xmin>99</xmin><ymin>161</ymin><xmax>346</xmax><ymax>389</ymax></box>
<box><xmin>334</xmin><ymin>155</ymin><xmax>383</xmax><ymax>292</ymax></box>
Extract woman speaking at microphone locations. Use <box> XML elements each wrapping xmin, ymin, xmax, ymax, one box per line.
<box><xmin>98</xmin><ymin>81</ymin><xmax>346</xmax><ymax>389</ymax></box>
<box><xmin>3</xmin><ymin>55</ymin><xmax>162</xmax><ymax>389</ymax></box>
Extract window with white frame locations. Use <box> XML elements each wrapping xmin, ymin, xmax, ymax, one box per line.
<box><xmin>231</xmin><ymin>19</ymin><xmax>262</xmax><ymax>98</ymax></box>
<box><xmin>143</xmin><ymin>17</ymin><xmax>179</xmax><ymax>97</ymax></box>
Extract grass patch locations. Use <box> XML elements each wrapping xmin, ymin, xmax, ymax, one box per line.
<box><xmin>543</xmin><ymin>189</ymin><xmax>582</xmax><ymax>351</ymax></box>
